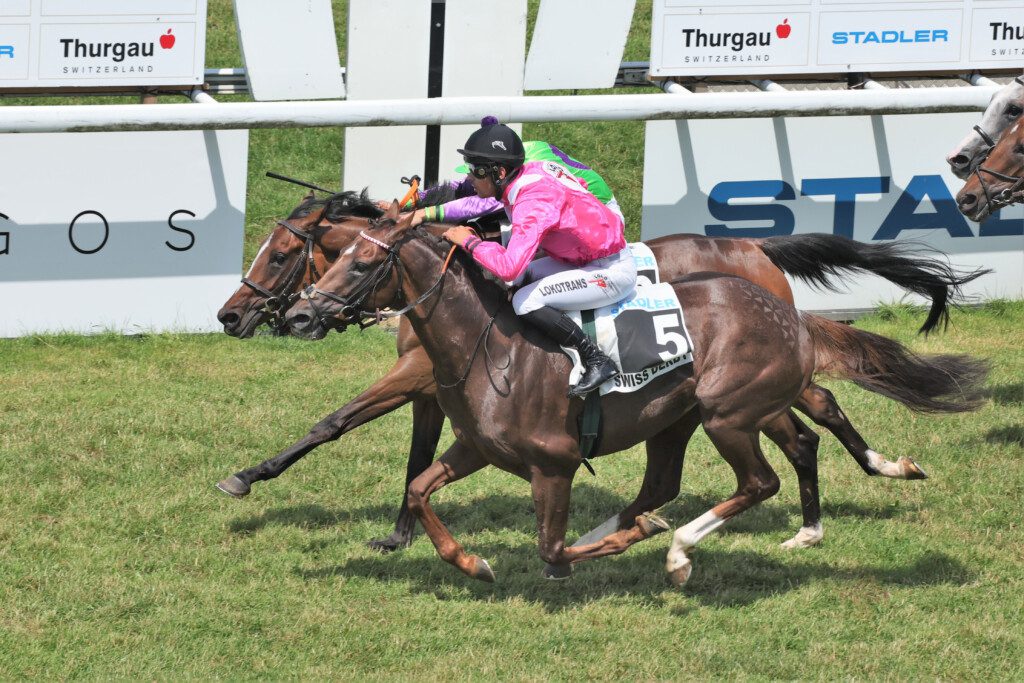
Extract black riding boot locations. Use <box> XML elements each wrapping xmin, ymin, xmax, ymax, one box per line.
<box><xmin>522</xmin><ymin>306</ymin><xmax>619</xmax><ymax>398</ymax></box>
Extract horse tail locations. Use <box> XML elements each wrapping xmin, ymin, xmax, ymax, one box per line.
<box><xmin>801</xmin><ymin>314</ymin><xmax>989</xmax><ymax>414</ymax></box>
<box><xmin>758</xmin><ymin>234</ymin><xmax>991</xmax><ymax>335</ymax></box>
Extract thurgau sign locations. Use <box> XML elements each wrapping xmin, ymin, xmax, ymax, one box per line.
<box><xmin>651</xmin><ymin>0</ymin><xmax>1024</xmax><ymax>77</ymax></box>
<box><xmin>0</xmin><ymin>0</ymin><xmax>206</xmax><ymax>88</ymax></box>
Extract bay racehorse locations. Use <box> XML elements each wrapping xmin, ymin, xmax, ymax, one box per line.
<box><xmin>282</xmin><ymin>207</ymin><xmax>988</xmax><ymax>584</ymax></box>
<box><xmin>216</xmin><ymin>190</ymin><xmax>985</xmax><ymax>550</ymax></box>
<box><xmin>956</xmin><ymin>112</ymin><xmax>1024</xmax><ymax>221</ymax></box>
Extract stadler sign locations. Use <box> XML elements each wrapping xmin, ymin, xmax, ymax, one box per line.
<box><xmin>0</xmin><ymin>0</ymin><xmax>206</xmax><ymax>88</ymax></box>
<box><xmin>652</xmin><ymin>0</ymin><xmax>1024</xmax><ymax>77</ymax></box>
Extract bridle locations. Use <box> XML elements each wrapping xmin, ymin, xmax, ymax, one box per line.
<box><xmin>300</xmin><ymin>223</ymin><xmax>508</xmax><ymax>388</ymax></box>
<box><xmin>300</xmin><ymin>222</ymin><xmax>457</xmax><ymax>330</ymax></box>
<box><xmin>240</xmin><ymin>219</ymin><xmax>324</xmax><ymax>332</ymax></box>
<box><xmin>970</xmin><ymin>162</ymin><xmax>1024</xmax><ymax>213</ymax></box>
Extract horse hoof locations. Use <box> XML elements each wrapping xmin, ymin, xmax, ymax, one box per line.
<box><xmin>668</xmin><ymin>562</ymin><xmax>692</xmax><ymax>588</ymax></box>
<box><xmin>215</xmin><ymin>476</ymin><xmax>250</xmax><ymax>498</ymax></box>
<box><xmin>899</xmin><ymin>456</ymin><xmax>928</xmax><ymax>480</ymax></box>
<box><xmin>637</xmin><ymin>513</ymin><xmax>671</xmax><ymax>538</ymax></box>
<box><xmin>781</xmin><ymin>523</ymin><xmax>823</xmax><ymax>549</ymax></box>
<box><xmin>470</xmin><ymin>556</ymin><xmax>495</xmax><ymax>583</ymax></box>
<box><xmin>541</xmin><ymin>563</ymin><xmax>573</xmax><ymax>581</ymax></box>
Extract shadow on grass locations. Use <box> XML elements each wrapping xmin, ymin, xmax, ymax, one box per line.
<box><xmin>296</xmin><ymin>541</ymin><xmax>974</xmax><ymax>612</ymax></box>
<box><xmin>228</xmin><ymin>503</ymin><xmax>372</xmax><ymax>534</ymax></box>
<box><xmin>987</xmin><ymin>382</ymin><xmax>1023</xmax><ymax>406</ymax></box>
<box><xmin>269</xmin><ymin>482</ymin><xmax>951</xmax><ymax>611</ymax></box>
<box><xmin>985</xmin><ymin>424</ymin><xmax>1024</xmax><ymax>446</ymax></box>
<box><xmin>228</xmin><ymin>479</ymin><xmax>916</xmax><ymax>548</ymax></box>
<box><xmin>226</xmin><ymin>481</ymin><xmax>846</xmax><ymax>539</ymax></box>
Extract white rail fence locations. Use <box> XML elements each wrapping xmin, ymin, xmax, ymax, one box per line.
<box><xmin>0</xmin><ymin>85</ymin><xmax>1000</xmax><ymax>134</ymax></box>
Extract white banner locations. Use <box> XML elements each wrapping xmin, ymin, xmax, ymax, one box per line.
<box><xmin>652</xmin><ymin>0</ymin><xmax>1024</xmax><ymax>77</ymax></box>
<box><xmin>0</xmin><ymin>0</ymin><xmax>206</xmax><ymax>88</ymax></box>
<box><xmin>0</xmin><ymin>129</ymin><xmax>248</xmax><ymax>337</ymax></box>
<box><xmin>641</xmin><ymin>113</ymin><xmax>1024</xmax><ymax>313</ymax></box>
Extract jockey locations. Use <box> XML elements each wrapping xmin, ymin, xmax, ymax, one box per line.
<box><xmin>408</xmin><ymin>116</ymin><xmax>624</xmax><ymax>228</ymax></box>
<box><xmin>442</xmin><ymin>119</ymin><xmax>637</xmax><ymax>398</ymax></box>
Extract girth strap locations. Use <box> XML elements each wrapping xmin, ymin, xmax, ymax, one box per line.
<box><xmin>577</xmin><ymin>309</ymin><xmax>602</xmax><ymax>474</ymax></box>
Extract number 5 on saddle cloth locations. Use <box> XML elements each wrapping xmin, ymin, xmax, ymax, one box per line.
<box><xmin>561</xmin><ymin>244</ymin><xmax>693</xmax><ymax>463</ymax></box>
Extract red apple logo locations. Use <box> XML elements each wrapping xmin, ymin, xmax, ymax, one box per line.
<box><xmin>159</xmin><ymin>28</ymin><xmax>175</xmax><ymax>49</ymax></box>
<box><xmin>776</xmin><ymin>18</ymin><xmax>791</xmax><ymax>39</ymax></box>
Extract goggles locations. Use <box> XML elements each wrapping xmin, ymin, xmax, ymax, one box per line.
<box><xmin>466</xmin><ymin>162</ymin><xmax>492</xmax><ymax>179</ymax></box>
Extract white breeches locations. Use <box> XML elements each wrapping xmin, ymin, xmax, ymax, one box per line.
<box><xmin>511</xmin><ymin>248</ymin><xmax>637</xmax><ymax>315</ymax></box>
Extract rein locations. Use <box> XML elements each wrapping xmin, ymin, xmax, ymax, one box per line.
<box><xmin>241</xmin><ymin>219</ymin><xmax>324</xmax><ymax>331</ymax></box>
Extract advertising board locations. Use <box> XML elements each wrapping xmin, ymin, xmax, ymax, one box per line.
<box><xmin>651</xmin><ymin>0</ymin><xmax>1024</xmax><ymax>77</ymax></box>
<box><xmin>0</xmin><ymin>0</ymin><xmax>206</xmax><ymax>89</ymax></box>
<box><xmin>0</xmin><ymin>129</ymin><xmax>248</xmax><ymax>336</ymax></box>
<box><xmin>641</xmin><ymin>113</ymin><xmax>1024</xmax><ymax>313</ymax></box>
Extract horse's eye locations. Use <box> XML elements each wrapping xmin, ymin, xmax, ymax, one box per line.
<box><xmin>1007</xmin><ymin>105</ymin><xmax>1022</xmax><ymax>118</ymax></box>
<box><xmin>352</xmin><ymin>261</ymin><xmax>370</xmax><ymax>274</ymax></box>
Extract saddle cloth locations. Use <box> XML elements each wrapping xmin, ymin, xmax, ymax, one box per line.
<box><xmin>563</xmin><ymin>281</ymin><xmax>694</xmax><ymax>396</ymax></box>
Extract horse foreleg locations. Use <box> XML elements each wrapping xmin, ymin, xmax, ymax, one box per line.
<box><xmin>666</xmin><ymin>421</ymin><xmax>780</xmax><ymax>588</ymax></box>
<box><xmin>796</xmin><ymin>383</ymin><xmax>927</xmax><ymax>480</ymax></box>
<box><xmin>368</xmin><ymin>397</ymin><xmax>445</xmax><ymax>553</ymax></box>
<box><xmin>406</xmin><ymin>441</ymin><xmax>494</xmax><ymax>582</ymax></box>
<box><xmin>527</xmin><ymin>464</ymin><xmax>580</xmax><ymax>580</ymax></box>
<box><xmin>762</xmin><ymin>410</ymin><xmax>824</xmax><ymax>549</ymax></box>
<box><xmin>546</xmin><ymin>414</ymin><xmax>700</xmax><ymax>576</ymax></box>
<box><xmin>216</xmin><ymin>351</ymin><xmax>434</xmax><ymax>498</ymax></box>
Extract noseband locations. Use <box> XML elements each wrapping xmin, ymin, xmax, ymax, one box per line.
<box><xmin>971</xmin><ymin>163</ymin><xmax>1024</xmax><ymax>214</ymax></box>
<box><xmin>301</xmin><ymin>225</ymin><xmax>457</xmax><ymax>330</ymax></box>
<box><xmin>241</xmin><ymin>219</ymin><xmax>324</xmax><ymax>331</ymax></box>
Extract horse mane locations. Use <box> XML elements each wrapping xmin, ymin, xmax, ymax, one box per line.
<box><xmin>408</xmin><ymin>226</ymin><xmax>512</xmax><ymax>299</ymax></box>
<box><xmin>287</xmin><ymin>181</ymin><xmax>461</xmax><ymax>222</ymax></box>
<box><xmin>417</xmin><ymin>181</ymin><xmax>460</xmax><ymax>208</ymax></box>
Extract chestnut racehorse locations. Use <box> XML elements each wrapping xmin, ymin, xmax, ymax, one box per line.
<box><xmin>281</xmin><ymin>209</ymin><xmax>988</xmax><ymax>585</ymax></box>
<box><xmin>956</xmin><ymin>112</ymin><xmax>1024</xmax><ymax>221</ymax></box>
<box><xmin>216</xmin><ymin>191</ymin><xmax>984</xmax><ymax>550</ymax></box>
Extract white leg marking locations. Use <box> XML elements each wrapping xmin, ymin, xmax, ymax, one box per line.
<box><xmin>571</xmin><ymin>515</ymin><xmax>621</xmax><ymax>548</ymax></box>
<box><xmin>244</xmin><ymin>236</ymin><xmax>272</xmax><ymax>277</ymax></box>
<box><xmin>665</xmin><ymin>510</ymin><xmax>724</xmax><ymax>573</ymax></box>
<box><xmin>781</xmin><ymin>522</ymin><xmax>824</xmax><ymax>550</ymax></box>
<box><xmin>867</xmin><ymin>449</ymin><xmax>905</xmax><ymax>478</ymax></box>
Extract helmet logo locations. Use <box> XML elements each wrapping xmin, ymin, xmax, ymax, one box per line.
<box><xmin>491</xmin><ymin>141</ymin><xmax>507</xmax><ymax>151</ymax></box>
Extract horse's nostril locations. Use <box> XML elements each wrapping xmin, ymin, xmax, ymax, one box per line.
<box><xmin>958</xmin><ymin>193</ymin><xmax>977</xmax><ymax>208</ymax></box>
<box><xmin>949</xmin><ymin>154</ymin><xmax>969</xmax><ymax>167</ymax></box>
<box><xmin>289</xmin><ymin>313</ymin><xmax>312</xmax><ymax>328</ymax></box>
<box><xmin>218</xmin><ymin>310</ymin><xmax>240</xmax><ymax>326</ymax></box>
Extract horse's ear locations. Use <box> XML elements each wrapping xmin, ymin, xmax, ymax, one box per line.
<box><xmin>304</xmin><ymin>190</ymin><xmax>316</xmax><ymax>202</ymax></box>
<box><xmin>384</xmin><ymin>200</ymin><xmax>401</xmax><ymax>221</ymax></box>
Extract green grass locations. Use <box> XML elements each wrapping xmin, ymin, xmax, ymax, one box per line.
<box><xmin>1</xmin><ymin>304</ymin><xmax>1022</xmax><ymax>679</ymax></box>
<box><xmin>3</xmin><ymin>1</ymin><xmax>1024</xmax><ymax>679</ymax></box>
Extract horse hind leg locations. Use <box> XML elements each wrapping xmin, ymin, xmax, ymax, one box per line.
<box><xmin>666</xmin><ymin>421</ymin><xmax>780</xmax><ymax>588</ymax></box>
<box><xmin>762</xmin><ymin>410</ymin><xmax>824</xmax><ymax>549</ymax></box>
<box><xmin>795</xmin><ymin>384</ymin><xmax>927</xmax><ymax>480</ymax></box>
